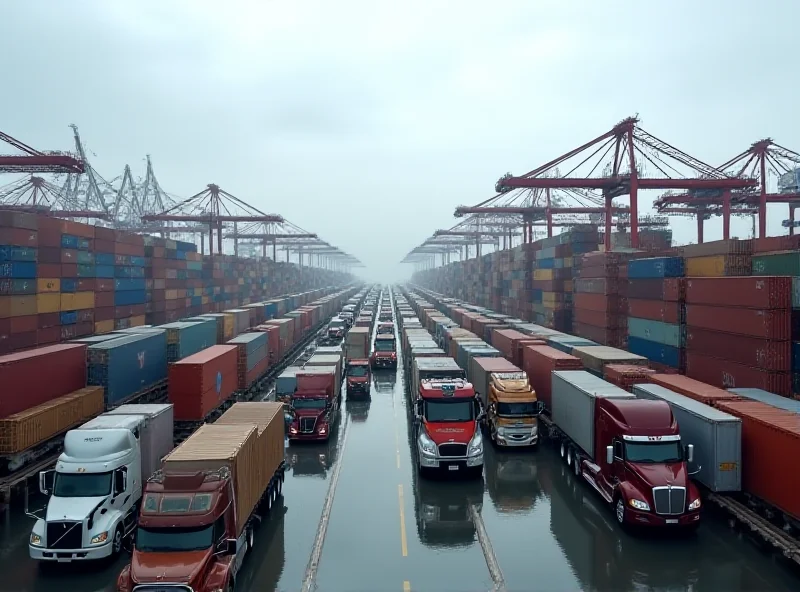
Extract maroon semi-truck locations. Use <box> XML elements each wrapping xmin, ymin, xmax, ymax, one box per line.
<box><xmin>345</xmin><ymin>359</ymin><xmax>371</xmax><ymax>397</ymax></box>
<box><xmin>549</xmin><ymin>370</ymin><xmax>701</xmax><ymax>530</ymax></box>
<box><xmin>371</xmin><ymin>334</ymin><xmax>398</xmax><ymax>369</ymax></box>
<box><xmin>287</xmin><ymin>372</ymin><xmax>339</xmax><ymax>441</ymax></box>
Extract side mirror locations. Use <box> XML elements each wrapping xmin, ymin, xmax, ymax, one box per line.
<box><xmin>114</xmin><ymin>469</ymin><xmax>127</xmax><ymax>496</ymax></box>
<box><xmin>606</xmin><ymin>446</ymin><xmax>614</xmax><ymax>465</ymax></box>
<box><xmin>686</xmin><ymin>444</ymin><xmax>694</xmax><ymax>463</ymax></box>
<box><xmin>534</xmin><ymin>401</ymin><xmax>545</xmax><ymax>415</ymax></box>
<box><xmin>219</xmin><ymin>538</ymin><xmax>237</xmax><ymax>556</ymax></box>
<box><xmin>415</xmin><ymin>400</ymin><xmax>423</xmax><ymax>417</ymax></box>
<box><xmin>39</xmin><ymin>470</ymin><xmax>55</xmax><ymax>495</ymax></box>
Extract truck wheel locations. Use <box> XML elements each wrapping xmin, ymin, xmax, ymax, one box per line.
<box><xmin>276</xmin><ymin>478</ymin><xmax>283</xmax><ymax>496</ymax></box>
<box><xmin>560</xmin><ymin>441</ymin><xmax>567</xmax><ymax>461</ymax></box>
<box><xmin>566</xmin><ymin>446</ymin><xmax>573</xmax><ymax>468</ymax></box>
<box><xmin>247</xmin><ymin>526</ymin><xmax>255</xmax><ymax>552</ymax></box>
<box><xmin>111</xmin><ymin>526</ymin><xmax>124</xmax><ymax>557</ymax></box>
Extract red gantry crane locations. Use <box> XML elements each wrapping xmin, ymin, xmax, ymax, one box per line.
<box><xmin>463</xmin><ymin>116</ymin><xmax>756</xmax><ymax>249</ymax></box>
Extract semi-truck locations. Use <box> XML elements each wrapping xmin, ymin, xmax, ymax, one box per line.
<box><xmin>345</xmin><ymin>359</ymin><xmax>371</xmax><ymax>397</ymax></box>
<box><xmin>287</xmin><ymin>372</ymin><xmax>340</xmax><ymax>441</ymax></box>
<box><xmin>345</xmin><ymin>326</ymin><xmax>370</xmax><ymax>361</ymax></box>
<box><xmin>549</xmin><ymin>370</ymin><xmax>701</xmax><ymax>529</ymax></box>
<box><xmin>117</xmin><ymin>402</ymin><xmax>285</xmax><ymax>592</ymax></box>
<box><xmin>371</xmin><ymin>334</ymin><xmax>398</xmax><ymax>369</ymax></box>
<box><xmin>469</xmin><ymin>357</ymin><xmax>543</xmax><ymax>447</ymax></box>
<box><xmin>322</xmin><ymin>317</ymin><xmax>347</xmax><ymax>344</ymax></box>
<box><xmin>29</xmin><ymin>404</ymin><xmax>174</xmax><ymax>563</ymax></box>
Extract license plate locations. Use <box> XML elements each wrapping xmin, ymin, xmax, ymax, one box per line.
<box><xmin>666</xmin><ymin>519</ymin><xmax>678</xmax><ymax>524</ymax></box>
<box><xmin>448</xmin><ymin>465</ymin><xmax>459</xmax><ymax>471</ymax></box>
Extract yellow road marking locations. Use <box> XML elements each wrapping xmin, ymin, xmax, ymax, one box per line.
<box><xmin>398</xmin><ymin>484</ymin><xmax>408</xmax><ymax>557</ymax></box>
<box><xmin>403</xmin><ymin>581</ymin><xmax>411</xmax><ymax>591</ymax></box>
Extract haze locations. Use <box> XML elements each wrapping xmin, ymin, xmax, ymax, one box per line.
<box><xmin>3</xmin><ymin>1</ymin><xmax>798</xmax><ymax>283</ymax></box>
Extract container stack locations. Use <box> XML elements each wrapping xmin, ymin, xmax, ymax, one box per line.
<box><xmin>502</xmin><ymin>246</ymin><xmax>534</xmax><ymax>320</ymax></box>
<box><xmin>111</xmin><ymin>231</ymin><xmax>147</xmax><ymax>331</ymax></box>
<box><xmin>228</xmin><ymin>332</ymin><xmax>269</xmax><ymax>389</ymax></box>
<box><xmin>683</xmin><ymin>276</ymin><xmax>792</xmax><ymax>396</ymax></box>
<box><xmin>682</xmin><ymin>239</ymin><xmax>753</xmax><ymax>277</ymax></box>
<box><xmin>626</xmin><ymin>256</ymin><xmax>685</xmax><ymax>372</ymax></box>
<box><xmin>603</xmin><ymin>363</ymin><xmax>657</xmax><ymax>391</ymax></box>
<box><xmin>572</xmin><ymin>251</ymin><xmax>630</xmax><ymax>347</ymax></box>
<box><xmin>0</xmin><ymin>211</ymin><xmax>39</xmax><ymax>353</ymax></box>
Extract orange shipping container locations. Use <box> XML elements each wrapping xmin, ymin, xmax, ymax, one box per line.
<box><xmin>715</xmin><ymin>400</ymin><xmax>800</xmax><ymax>520</ymax></box>
<box><xmin>522</xmin><ymin>345</ymin><xmax>583</xmax><ymax>410</ymax></box>
<box><xmin>649</xmin><ymin>374</ymin><xmax>742</xmax><ymax>407</ymax></box>
<box><xmin>162</xmin><ymin>423</ymin><xmax>263</xmax><ymax>537</ymax></box>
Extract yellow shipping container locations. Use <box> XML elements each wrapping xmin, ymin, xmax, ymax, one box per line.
<box><xmin>60</xmin><ymin>293</ymin><xmax>75</xmax><ymax>310</ymax></box>
<box><xmin>95</xmin><ymin>319</ymin><xmax>115</xmax><ymax>334</ymax></box>
<box><xmin>130</xmin><ymin>315</ymin><xmax>146</xmax><ymax>327</ymax></box>
<box><xmin>223</xmin><ymin>313</ymin><xmax>236</xmax><ymax>340</ymax></box>
<box><xmin>37</xmin><ymin>293</ymin><xmax>61</xmax><ymax>314</ymax></box>
<box><xmin>685</xmin><ymin>255</ymin><xmax>726</xmax><ymax>277</ymax></box>
<box><xmin>0</xmin><ymin>296</ymin><xmax>37</xmax><ymax>318</ymax></box>
<box><xmin>533</xmin><ymin>269</ymin><xmax>554</xmax><ymax>280</ymax></box>
<box><xmin>74</xmin><ymin>291</ymin><xmax>95</xmax><ymax>310</ymax></box>
<box><xmin>37</xmin><ymin>278</ymin><xmax>60</xmax><ymax>293</ymax></box>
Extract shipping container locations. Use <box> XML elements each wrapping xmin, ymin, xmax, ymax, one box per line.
<box><xmin>649</xmin><ymin>374</ymin><xmax>742</xmax><ymax>407</ymax></box>
<box><xmin>728</xmin><ymin>387</ymin><xmax>800</xmax><ymax>414</ymax></box>
<box><xmin>570</xmin><ymin>345</ymin><xmax>647</xmax><ymax>375</ymax></box>
<box><xmin>521</xmin><ymin>345</ymin><xmax>583</xmax><ymax>410</ymax></box>
<box><xmin>684</xmin><ymin>276</ymin><xmax>791</xmax><ymax>309</ymax></box>
<box><xmin>627</xmin><ymin>317</ymin><xmax>682</xmax><ymax>348</ymax></box>
<box><xmin>627</xmin><ymin>257</ymin><xmax>684</xmax><ymax>279</ymax></box>
<box><xmin>715</xmin><ymin>400</ymin><xmax>800</xmax><ymax>521</ymax></box>
<box><xmin>685</xmin><ymin>327</ymin><xmax>790</xmax><ymax>372</ymax></box>
<box><xmin>551</xmin><ymin>370</ymin><xmax>634</xmax><ymax>458</ymax></box>
<box><xmin>468</xmin><ymin>357</ymin><xmax>522</xmax><ymax>408</ymax></box>
<box><xmin>603</xmin><ymin>364</ymin><xmax>656</xmax><ymax>391</ymax></box>
<box><xmin>633</xmin><ymin>384</ymin><xmax>742</xmax><ymax>492</ymax></box>
<box><xmin>161</xmin><ymin>320</ymin><xmax>217</xmax><ymax>362</ymax></box>
<box><xmin>102</xmin><ymin>403</ymin><xmax>175</xmax><ymax>482</ymax></box>
<box><xmin>0</xmin><ymin>343</ymin><xmax>87</xmax><ymax>419</ymax></box>
<box><xmin>685</xmin><ymin>351</ymin><xmax>791</xmax><ymax>396</ymax></box>
<box><xmin>168</xmin><ymin>345</ymin><xmax>239</xmax><ymax>421</ymax></box>
<box><xmin>162</xmin><ymin>423</ymin><xmax>263</xmax><ymax>536</ymax></box>
<box><xmin>684</xmin><ymin>304</ymin><xmax>790</xmax><ymax>340</ymax></box>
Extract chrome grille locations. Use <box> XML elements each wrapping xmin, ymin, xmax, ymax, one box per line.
<box><xmin>300</xmin><ymin>417</ymin><xmax>317</xmax><ymax>433</ymax></box>
<box><xmin>46</xmin><ymin>521</ymin><xmax>82</xmax><ymax>549</ymax></box>
<box><xmin>438</xmin><ymin>443</ymin><xmax>467</xmax><ymax>457</ymax></box>
<box><xmin>652</xmin><ymin>486</ymin><xmax>686</xmax><ymax>515</ymax></box>
<box><xmin>133</xmin><ymin>586</ymin><xmax>193</xmax><ymax>592</ymax></box>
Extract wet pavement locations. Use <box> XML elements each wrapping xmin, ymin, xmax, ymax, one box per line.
<box><xmin>1</xmin><ymin>289</ymin><xmax>800</xmax><ymax>591</ymax></box>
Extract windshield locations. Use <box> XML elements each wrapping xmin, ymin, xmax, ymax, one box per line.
<box><xmin>496</xmin><ymin>402</ymin><xmax>539</xmax><ymax>417</ymax></box>
<box><xmin>292</xmin><ymin>398</ymin><xmax>327</xmax><ymax>410</ymax></box>
<box><xmin>348</xmin><ymin>366</ymin><xmax>368</xmax><ymax>377</ymax></box>
<box><xmin>424</xmin><ymin>400</ymin><xmax>474</xmax><ymax>422</ymax></box>
<box><xmin>625</xmin><ymin>441</ymin><xmax>683</xmax><ymax>463</ymax></box>
<box><xmin>136</xmin><ymin>525</ymin><xmax>214</xmax><ymax>552</ymax></box>
<box><xmin>329</xmin><ymin>323</ymin><xmax>345</xmax><ymax>330</ymax></box>
<box><xmin>53</xmin><ymin>471</ymin><xmax>112</xmax><ymax>497</ymax></box>
<box><xmin>374</xmin><ymin>340</ymin><xmax>395</xmax><ymax>351</ymax></box>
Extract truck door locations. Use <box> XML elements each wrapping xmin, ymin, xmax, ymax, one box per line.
<box><xmin>609</xmin><ymin>439</ymin><xmax>625</xmax><ymax>489</ymax></box>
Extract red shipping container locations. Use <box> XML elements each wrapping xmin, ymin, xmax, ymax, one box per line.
<box><xmin>685</xmin><ymin>327</ymin><xmax>790</xmax><ymax>372</ymax></box>
<box><xmin>685</xmin><ymin>351</ymin><xmax>791</xmax><ymax>396</ymax></box>
<box><xmin>685</xmin><ymin>304</ymin><xmax>790</xmax><ymax>340</ymax></box>
<box><xmin>244</xmin><ymin>357</ymin><xmax>269</xmax><ymax>389</ymax></box>
<box><xmin>573</xmin><ymin>293</ymin><xmax>618</xmax><ymax>313</ymax></box>
<box><xmin>627</xmin><ymin>299</ymin><xmax>681</xmax><ymax>324</ymax></box>
<box><xmin>573</xmin><ymin>308</ymin><xmax>619</xmax><ymax>329</ymax></box>
<box><xmin>0</xmin><ymin>227</ymin><xmax>38</xmax><ymax>248</ymax></box>
<box><xmin>626</xmin><ymin>278</ymin><xmax>682</xmax><ymax>301</ymax></box>
<box><xmin>572</xmin><ymin>322</ymin><xmax>625</xmax><ymax>347</ymax></box>
<box><xmin>491</xmin><ymin>329</ymin><xmax>533</xmax><ymax>367</ymax></box>
<box><xmin>715</xmin><ymin>400</ymin><xmax>800</xmax><ymax>521</ymax></box>
<box><xmin>684</xmin><ymin>276</ymin><xmax>791</xmax><ymax>309</ymax></box>
<box><xmin>649</xmin><ymin>374</ymin><xmax>742</xmax><ymax>406</ymax></box>
<box><xmin>603</xmin><ymin>364</ymin><xmax>656</xmax><ymax>392</ymax></box>
<box><xmin>168</xmin><ymin>345</ymin><xmax>238</xmax><ymax>421</ymax></box>
<box><xmin>522</xmin><ymin>345</ymin><xmax>583</xmax><ymax>410</ymax></box>
<box><xmin>0</xmin><ymin>343</ymin><xmax>87</xmax><ymax>418</ymax></box>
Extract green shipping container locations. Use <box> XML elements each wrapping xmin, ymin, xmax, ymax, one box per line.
<box><xmin>752</xmin><ymin>251</ymin><xmax>800</xmax><ymax>276</ymax></box>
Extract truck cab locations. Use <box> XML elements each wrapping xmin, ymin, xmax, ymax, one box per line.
<box><xmin>339</xmin><ymin>311</ymin><xmax>354</xmax><ymax>327</ymax></box>
<box><xmin>326</xmin><ymin>317</ymin><xmax>347</xmax><ymax>341</ymax></box>
<box><xmin>578</xmin><ymin>398</ymin><xmax>702</xmax><ymax>529</ymax></box>
<box><xmin>30</xmin><ymin>405</ymin><xmax>174</xmax><ymax>563</ymax></box>
<box><xmin>376</xmin><ymin>322</ymin><xmax>394</xmax><ymax>335</ymax></box>
<box><xmin>371</xmin><ymin>334</ymin><xmax>398</xmax><ymax>369</ymax></box>
<box><xmin>117</xmin><ymin>469</ymin><xmax>241</xmax><ymax>592</ymax></box>
<box><xmin>378</xmin><ymin>310</ymin><xmax>393</xmax><ymax>322</ymax></box>
<box><xmin>413</xmin><ymin>379</ymin><xmax>484</xmax><ymax>477</ymax></box>
<box><xmin>345</xmin><ymin>359</ymin><xmax>371</xmax><ymax>397</ymax></box>
<box><xmin>485</xmin><ymin>372</ymin><xmax>544</xmax><ymax>447</ymax></box>
<box><xmin>287</xmin><ymin>373</ymin><xmax>339</xmax><ymax>441</ymax></box>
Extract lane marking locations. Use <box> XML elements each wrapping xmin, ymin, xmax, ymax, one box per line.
<box><xmin>403</xmin><ymin>581</ymin><xmax>411</xmax><ymax>592</ymax></box>
<box><xmin>301</xmin><ymin>415</ymin><xmax>351</xmax><ymax>592</ymax></box>
<box><xmin>398</xmin><ymin>484</ymin><xmax>408</xmax><ymax>557</ymax></box>
<box><xmin>469</xmin><ymin>503</ymin><xmax>507</xmax><ymax>592</ymax></box>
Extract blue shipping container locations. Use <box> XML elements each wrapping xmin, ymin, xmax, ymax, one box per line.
<box><xmin>628</xmin><ymin>257</ymin><xmax>684</xmax><ymax>279</ymax></box>
<box><xmin>114</xmin><ymin>289</ymin><xmax>146</xmax><ymax>306</ymax></box>
<box><xmin>628</xmin><ymin>317</ymin><xmax>683</xmax><ymax>348</ymax></box>
<box><xmin>87</xmin><ymin>332</ymin><xmax>168</xmax><ymax>406</ymax></box>
<box><xmin>0</xmin><ymin>246</ymin><xmax>37</xmax><ymax>262</ymax></box>
<box><xmin>60</xmin><ymin>311</ymin><xmax>78</xmax><ymax>325</ymax></box>
<box><xmin>95</xmin><ymin>253</ymin><xmax>116</xmax><ymax>266</ymax></box>
<box><xmin>0</xmin><ymin>278</ymin><xmax>35</xmax><ymax>295</ymax></box>
<box><xmin>61</xmin><ymin>234</ymin><xmax>79</xmax><ymax>249</ymax></box>
<box><xmin>61</xmin><ymin>278</ymin><xmax>77</xmax><ymax>293</ymax></box>
<box><xmin>627</xmin><ymin>336</ymin><xmax>682</xmax><ymax>368</ymax></box>
<box><xmin>96</xmin><ymin>265</ymin><xmax>115</xmax><ymax>278</ymax></box>
<box><xmin>114</xmin><ymin>278</ymin><xmax>146</xmax><ymax>291</ymax></box>
<box><xmin>547</xmin><ymin>335</ymin><xmax>597</xmax><ymax>354</ymax></box>
<box><xmin>0</xmin><ymin>261</ymin><xmax>36</xmax><ymax>278</ymax></box>
<box><xmin>162</xmin><ymin>321</ymin><xmax>217</xmax><ymax>362</ymax></box>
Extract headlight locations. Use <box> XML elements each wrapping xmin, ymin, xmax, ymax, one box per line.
<box><xmin>496</xmin><ymin>427</ymin><xmax>506</xmax><ymax>436</ymax></box>
<box><xmin>289</xmin><ymin>427</ymin><xmax>297</xmax><ymax>434</ymax></box>
<box><xmin>30</xmin><ymin>533</ymin><xmax>42</xmax><ymax>546</ymax></box>
<box><xmin>468</xmin><ymin>432</ymin><xmax>483</xmax><ymax>456</ymax></box>
<box><xmin>90</xmin><ymin>531</ymin><xmax>109</xmax><ymax>545</ymax></box>
<box><xmin>628</xmin><ymin>499</ymin><xmax>650</xmax><ymax>511</ymax></box>
<box><xmin>318</xmin><ymin>425</ymin><xmax>327</xmax><ymax>435</ymax></box>
<box><xmin>418</xmin><ymin>432</ymin><xmax>436</xmax><ymax>455</ymax></box>
<box><xmin>688</xmin><ymin>498</ymin><xmax>701</xmax><ymax>510</ymax></box>
<box><xmin>530</xmin><ymin>424</ymin><xmax>538</xmax><ymax>434</ymax></box>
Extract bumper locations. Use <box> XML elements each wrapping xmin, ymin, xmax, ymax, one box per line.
<box><xmin>419</xmin><ymin>452</ymin><xmax>484</xmax><ymax>471</ymax></box>
<box><xmin>347</xmin><ymin>381</ymin><xmax>369</xmax><ymax>394</ymax></box>
<box><xmin>30</xmin><ymin>540</ymin><xmax>113</xmax><ymax>562</ymax></box>
<box><xmin>624</xmin><ymin>508</ymin><xmax>701</xmax><ymax>527</ymax></box>
<box><xmin>496</xmin><ymin>432</ymin><xmax>538</xmax><ymax>447</ymax></box>
<box><xmin>288</xmin><ymin>432</ymin><xmax>330</xmax><ymax>441</ymax></box>
<box><xmin>371</xmin><ymin>358</ymin><xmax>397</xmax><ymax>368</ymax></box>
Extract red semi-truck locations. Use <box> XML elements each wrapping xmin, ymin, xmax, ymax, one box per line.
<box><xmin>345</xmin><ymin>359</ymin><xmax>371</xmax><ymax>397</ymax></box>
<box><xmin>117</xmin><ymin>402</ymin><xmax>285</xmax><ymax>592</ymax></box>
<box><xmin>371</xmin><ymin>334</ymin><xmax>398</xmax><ymax>369</ymax></box>
<box><xmin>548</xmin><ymin>370</ymin><xmax>701</xmax><ymax>530</ymax></box>
<box><xmin>287</xmin><ymin>372</ymin><xmax>339</xmax><ymax>441</ymax></box>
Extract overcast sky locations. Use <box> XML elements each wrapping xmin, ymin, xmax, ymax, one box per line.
<box><xmin>3</xmin><ymin>1</ymin><xmax>798</xmax><ymax>282</ymax></box>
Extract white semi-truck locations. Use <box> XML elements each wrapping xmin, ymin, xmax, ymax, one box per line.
<box><xmin>28</xmin><ymin>404</ymin><xmax>173</xmax><ymax>563</ymax></box>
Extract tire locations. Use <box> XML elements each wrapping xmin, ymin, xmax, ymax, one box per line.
<box><xmin>246</xmin><ymin>526</ymin><xmax>255</xmax><ymax>552</ymax></box>
<box><xmin>560</xmin><ymin>441</ymin><xmax>567</xmax><ymax>461</ymax></box>
<box><xmin>276</xmin><ymin>478</ymin><xmax>283</xmax><ymax>496</ymax></box>
<box><xmin>111</xmin><ymin>525</ymin><xmax>124</xmax><ymax>558</ymax></box>
<box><xmin>615</xmin><ymin>497</ymin><xmax>626</xmax><ymax>526</ymax></box>
<box><xmin>566</xmin><ymin>446</ymin><xmax>573</xmax><ymax>468</ymax></box>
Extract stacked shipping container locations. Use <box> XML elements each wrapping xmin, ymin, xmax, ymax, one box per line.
<box><xmin>572</xmin><ymin>251</ymin><xmax>630</xmax><ymax>347</ymax></box>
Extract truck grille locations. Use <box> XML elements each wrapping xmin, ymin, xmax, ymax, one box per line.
<box><xmin>652</xmin><ymin>486</ymin><xmax>686</xmax><ymax>515</ymax></box>
<box><xmin>46</xmin><ymin>521</ymin><xmax>83</xmax><ymax>549</ymax></box>
<box><xmin>438</xmin><ymin>443</ymin><xmax>467</xmax><ymax>457</ymax></box>
<box><xmin>133</xmin><ymin>586</ymin><xmax>194</xmax><ymax>592</ymax></box>
<box><xmin>300</xmin><ymin>417</ymin><xmax>317</xmax><ymax>433</ymax></box>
